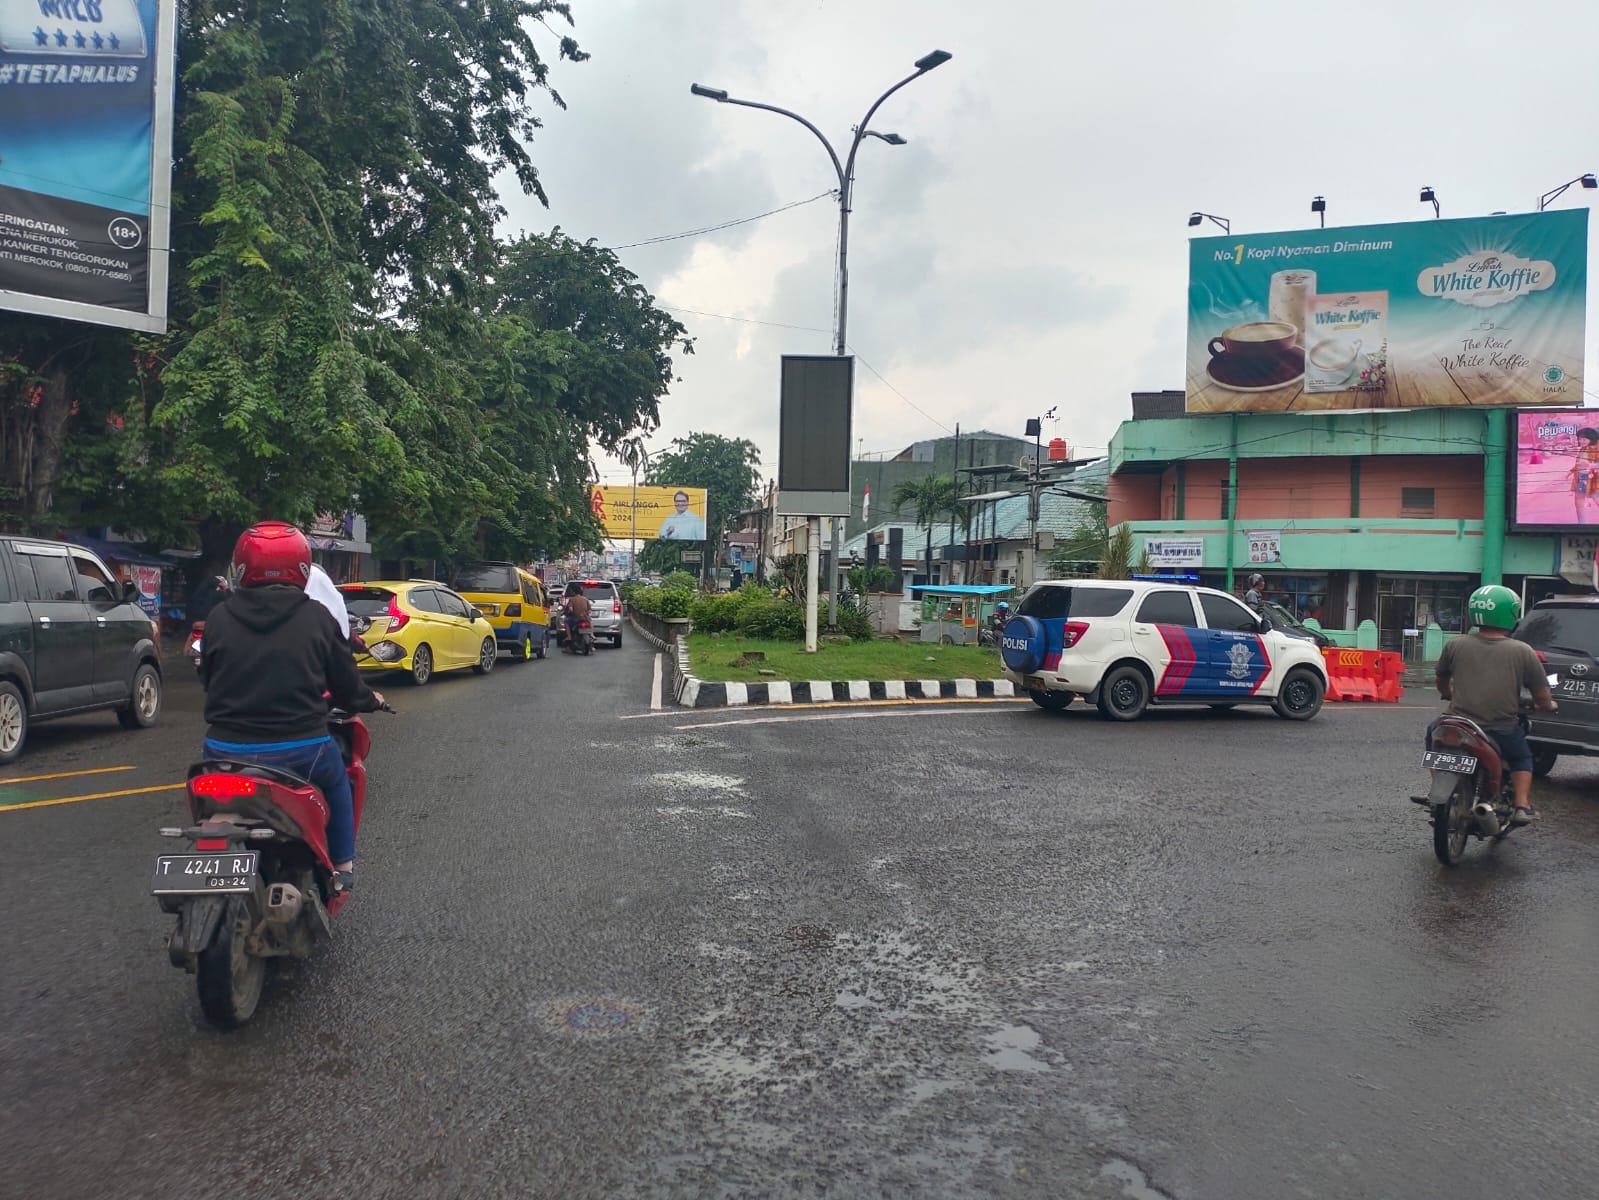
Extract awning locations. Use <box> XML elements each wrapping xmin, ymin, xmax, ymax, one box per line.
<box><xmin>57</xmin><ymin>534</ymin><xmax>175</xmax><ymax>568</ymax></box>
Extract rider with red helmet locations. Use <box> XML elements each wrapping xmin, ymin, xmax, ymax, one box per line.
<box><xmin>198</xmin><ymin>522</ymin><xmax>382</xmax><ymax>890</ymax></box>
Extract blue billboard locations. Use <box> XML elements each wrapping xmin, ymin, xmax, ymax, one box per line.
<box><xmin>0</xmin><ymin>0</ymin><xmax>176</xmax><ymax>331</ymax></box>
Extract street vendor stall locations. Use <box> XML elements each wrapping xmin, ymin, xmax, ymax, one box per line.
<box><xmin>911</xmin><ymin>584</ymin><xmax>1016</xmax><ymax>645</ymax></box>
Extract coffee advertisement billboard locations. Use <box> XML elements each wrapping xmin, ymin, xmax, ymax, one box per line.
<box><xmin>1186</xmin><ymin>211</ymin><xmax>1587</xmax><ymax>414</ymax></box>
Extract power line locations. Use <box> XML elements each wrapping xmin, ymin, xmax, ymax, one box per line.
<box><xmin>612</xmin><ymin>191</ymin><xmax>837</xmax><ymax>250</ymax></box>
<box><xmin>847</xmin><ymin>346</ymin><xmax>956</xmax><ymax>435</ymax></box>
<box><xmin>661</xmin><ymin>305</ymin><xmax>834</xmax><ymax>334</ymax></box>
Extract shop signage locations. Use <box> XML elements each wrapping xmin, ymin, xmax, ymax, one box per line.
<box><xmin>1187</xmin><ymin>211</ymin><xmax>1587</xmax><ymax>414</ymax></box>
<box><xmin>1246</xmin><ymin>530</ymin><xmax>1281</xmax><ymax>564</ymax></box>
<box><xmin>0</xmin><ymin>0</ymin><xmax>177</xmax><ymax>331</ymax></box>
<box><xmin>1144</xmin><ymin>537</ymin><xmax>1203</xmax><ymax>568</ymax></box>
<box><xmin>1556</xmin><ymin>534</ymin><xmax>1599</xmax><ymax>586</ymax></box>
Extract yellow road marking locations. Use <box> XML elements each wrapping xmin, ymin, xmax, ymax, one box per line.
<box><xmin>0</xmin><ymin>765</ymin><xmax>136</xmax><ymax>787</ymax></box>
<box><xmin>0</xmin><ymin>783</ymin><xmax>183</xmax><ymax>813</ymax></box>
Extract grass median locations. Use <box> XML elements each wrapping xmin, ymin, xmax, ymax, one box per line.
<box><xmin>684</xmin><ymin>633</ymin><xmax>1006</xmax><ymax>683</ymax></box>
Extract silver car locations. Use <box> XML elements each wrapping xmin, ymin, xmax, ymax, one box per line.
<box><xmin>566</xmin><ymin>579</ymin><xmax>624</xmax><ymax>647</ymax></box>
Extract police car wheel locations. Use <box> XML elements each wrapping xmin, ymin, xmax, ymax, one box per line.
<box><xmin>1272</xmin><ymin>667</ymin><xmax>1324</xmax><ymax>721</ymax></box>
<box><xmin>1097</xmin><ymin>666</ymin><xmax>1150</xmax><ymax>722</ymax></box>
<box><xmin>1029</xmin><ymin>689</ymin><xmax>1073</xmax><ymax>712</ymax></box>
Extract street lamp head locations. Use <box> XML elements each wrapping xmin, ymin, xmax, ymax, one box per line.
<box><xmin>689</xmin><ymin>83</ymin><xmax>728</xmax><ymax>102</ymax></box>
<box><xmin>1187</xmin><ymin>212</ymin><xmax>1203</xmax><ymax>227</ymax></box>
<box><xmin>1583</xmin><ymin>174</ymin><xmax>1598</xmax><ymax>189</ymax></box>
<box><xmin>863</xmin><ymin>129</ymin><xmax>908</xmax><ymax>145</ymax></box>
<box><xmin>1419</xmin><ymin>186</ymin><xmax>1435</xmax><ymax>203</ymax></box>
<box><xmin>914</xmin><ymin>49</ymin><xmax>953</xmax><ymax>71</ymax></box>
<box><xmin>1310</xmin><ymin>195</ymin><xmax>1326</xmax><ymax>214</ymax></box>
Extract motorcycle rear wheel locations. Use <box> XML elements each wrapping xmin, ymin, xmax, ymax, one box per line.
<box><xmin>196</xmin><ymin>896</ymin><xmax>265</xmax><ymax>1029</ymax></box>
<box><xmin>1431</xmin><ymin>782</ymin><xmax>1472</xmax><ymax>867</ymax></box>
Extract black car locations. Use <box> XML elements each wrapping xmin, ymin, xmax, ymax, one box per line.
<box><xmin>0</xmin><ymin>539</ymin><xmax>164</xmax><ymax>763</ymax></box>
<box><xmin>1513</xmin><ymin>596</ymin><xmax>1599</xmax><ymax>776</ymax></box>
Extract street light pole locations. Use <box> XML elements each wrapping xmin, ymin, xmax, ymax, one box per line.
<box><xmin>691</xmin><ymin>49</ymin><xmax>951</xmax><ymax>651</ymax></box>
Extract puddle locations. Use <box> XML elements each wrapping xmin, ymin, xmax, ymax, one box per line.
<box><xmin>542</xmin><ymin>996</ymin><xmax>647</xmax><ymax>1039</ymax></box>
<box><xmin>1099</xmin><ymin>1157</ymin><xmax>1173</xmax><ymax>1200</ymax></box>
<box><xmin>982</xmin><ymin>1023</ymin><xmax>1052</xmax><ymax>1073</ymax></box>
<box><xmin>654</xmin><ymin>805</ymin><xmax>751</xmax><ymax>820</ymax></box>
<box><xmin>652</xmin><ymin>770</ymin><xmax>746</xmax><ymax>794</ymax></box>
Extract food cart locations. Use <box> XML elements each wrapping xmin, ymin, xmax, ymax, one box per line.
<box><xmin>911</xmin><ymin>584</ymin><xmax>1016</xmax><ymax>645</ymax></box>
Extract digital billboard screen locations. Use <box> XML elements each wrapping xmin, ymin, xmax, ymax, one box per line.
<box><xmin>1512</xmin><ymin>408</ymin><xmax>1599</xmax><ymax>529</ymax></box>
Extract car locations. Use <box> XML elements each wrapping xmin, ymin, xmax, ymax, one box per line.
<box><xmin>1000</xmin><ymin>578</ymin><xmax>1329</xmax><ymax>721</ymax></box>
<box><xmin>558</xmin><ymin>579</ymin><xmax>624</xmax><ymax>648</ymax></box>
<box><xmin>0</xmin><ymin>537</ymin><xmax>164</xmax><ymax>763</ymax></box>
<box><xmin>451</xmin><ymin>561</ymin><xmax>551</xmax><ymax>662</ymax></box>
<box><xmin>1259</xmin><ymin>599</ymin><xmax>1333</xmax><ymax>649</ymax></box>
<box><xmin>1513</xmin><ymin>595</ymin><xmax>1599</xmax><ymax>777</ymax></box>
<box><xmin>338</xmin><ymin>580</ymin><xmax>498</xmax><ymax>685</ymax></box>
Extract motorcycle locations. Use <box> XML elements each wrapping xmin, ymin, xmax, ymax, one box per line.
<box><xmin>185</xmin><ymin>622</ymin><xmax>205</xmax><ymax>667</ymax></box>
<box><xmin>1412</xmin><ymin>712</ymin><xmax>1529</xmax><ymax>866</ymax></box>
<box><xmin>152</xmin><ymin>701</ymin><xmax>393</xmax><ymax>1028</ymax></box>
<box><xmin>563</xmin><ymin>616</ymin><xmax>594</xmax><ymax>655</ymax></box>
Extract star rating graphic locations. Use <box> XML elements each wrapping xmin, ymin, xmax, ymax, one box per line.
<box><xmin>73</xmin><ymin>31</ymin><xmax>86</xmax><ymax>49</ymax></box>
<box><xmin>32</xmin><ymin>26</ymin><xmax>46</xmax><ymax>46</ymax></box>
<box><xmin>53</xmin><ymin>28</ymin><xmax>67</xmax><ymax>47</ymax></box>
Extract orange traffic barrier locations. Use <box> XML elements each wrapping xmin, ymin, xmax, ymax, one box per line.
<box><xmin>1320</xmin><ymin>647</ymin><xmax>1403</xmax><ymax>703</ymax></box>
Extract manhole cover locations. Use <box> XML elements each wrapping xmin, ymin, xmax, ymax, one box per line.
<box><xmin>544</xmin><ymin>996</ymin><xmax>645</xmax><ymax>1038</ymax></box>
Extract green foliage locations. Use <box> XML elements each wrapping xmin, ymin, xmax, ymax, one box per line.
<box><xmin>635</xmin><ymin>432</ymin><xmax>762</xmax><ymax>575</ymax></box>
<box><xmin>1098</xmin><ymin>524</ymin><xmax>1137</xmax><ymax>580</ymax></box>
<box><xmin>735</xmin><ymin>599</ymin><xmax>807</xmax><ymax>641</ymax></box>
<box><xmin>848</xmin><ymin>565</ymin><xmax>898</xmax><ymax>593</ymax></box>
<box><xmin>890</xmin><ymin>474</ymin><xmax>962</xmax><ymax>577</ymax></box>
<box><xmin>834</xmin><ymin>596</ymin><xmax>875</xmax><ymax>641</ymax></box>
<box><xmin>628</xmin><ymin>584</ymin><xmax>693</xmax><ymax>619</ymax></box>
<box><xmin>660</xmin><ymin>570</ymin><xmax>698</xmax><ymax>591</ymax></box>
<box><xmin>690</xmin><ymin>591</ymin><xmax>749</xmax><ymax>633</ymax></box>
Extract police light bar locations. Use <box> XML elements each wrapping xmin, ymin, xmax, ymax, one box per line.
<box><xmin>1131</xmin><ymin>573</ymin><xmax>1201</xmax><ymax>583</ymax></box>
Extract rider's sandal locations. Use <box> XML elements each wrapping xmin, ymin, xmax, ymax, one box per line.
<box><xmin>1511</xmin><ymin>806</ymin><xmax>1539</xmax><ymax>826</ymax></box>
<box><xmin>333</xmin><ymin>869</ymin><xmax>356</xmax><ymax>893</ymax></box>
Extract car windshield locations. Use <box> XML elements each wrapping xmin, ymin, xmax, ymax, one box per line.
<box><xmin>1264</xmin><ymin>601</ymin><xmax>1306</xmax><ymax>629</ymax></box>
<box><xmin>452</xmin><ymin>564</ymin><xmax>518</xmax><ymax>593</ymax></box>
<box><xmin>1016</xmin><ymin>585</ymin><xmax>1132</xmax><ymax>621</ymax></box>
<box><xmin>340</xmin><ymin>587</ymin><xmax>394</xmax><ymax>617</ymax></box>
<box><xmin>1516</xmin><ymin>606</ymin><xmax>1599</xmax><ymax>659</ymax></box>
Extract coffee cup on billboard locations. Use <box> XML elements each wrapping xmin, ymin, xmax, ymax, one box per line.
<box><xmin>1306</xmin><ymin>338</ymin><xmax>1362</xmax><ymax>387</ymax></box>
<box><xmin>1208</xmin><ymin>321</ymin><xmax>1298</xmax><ymax>358</ymax></box>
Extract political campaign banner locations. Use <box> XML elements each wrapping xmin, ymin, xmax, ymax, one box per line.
<box><xmin>1187</xmin><ymin>210</ymin><xmax>1587</xmax><ymax>414</ymax></box>
<box><xmin>590</xmin><ymin>485</ymin><xmax>709</xmax><ymax>541</ymax></box>
<box><xmin>0</xmin><ymin>0</ymin><xmax>176</xmax><ymax>330</ymax></box>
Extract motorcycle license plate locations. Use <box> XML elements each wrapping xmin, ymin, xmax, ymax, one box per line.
<box><xmin>151</xmin><ymin>852</ymin><xmax>258</xmax><ymax>895</ymax></box>
<box><xmin>1422</xmin><ymin>750</ymin><xmax>1478</xmax><ymax>774</ymax></box>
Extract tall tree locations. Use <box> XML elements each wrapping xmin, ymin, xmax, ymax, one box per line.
<box><xmin>636</xmin><ymin>433</ymin><xmax>761</xmax><ymax>577</ymax></box>
<box><xmin>891</xmin><ymin>475</ymin><xmax>961</xmax><ymax>581</ymax></box>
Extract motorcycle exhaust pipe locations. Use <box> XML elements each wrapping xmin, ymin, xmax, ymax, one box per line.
<box><xmin>264</xmin><ymin>882</ymin><xmax>303</xmax><ymax>926</ymax></box>
<box><xmin>1472</xmin><ymin>803</ymin><xmax>1502</xmax><ymax>837</ymax></box>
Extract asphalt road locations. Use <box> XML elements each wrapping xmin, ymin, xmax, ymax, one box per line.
<box><xmin>4</xmin><ymin>637</ymin><xmax>1599</xmax><ymax>1199</ymax></box>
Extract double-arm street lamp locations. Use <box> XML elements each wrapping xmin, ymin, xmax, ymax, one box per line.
<box><xmin>691</xmin><ymin>49</ymin><xmax>952</xmax><ymax>650</ymax></box>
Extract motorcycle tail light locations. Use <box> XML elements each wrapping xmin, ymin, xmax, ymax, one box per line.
<box><xmin>1432</xmin><ymin>726</ymin><xmax>1467</xmax><ymax>747</ymax></box>
<box><xmin>1061</xmin><ymin>622</ymin><xmax>1089</xmax><ymax>648</ymax></box>
<box><xmin>190</xmin><ymin>774</ymin><xmax>259</xmax><ymax>802</ymax></box>
<box><xmin>1535</xmin><ymin>650</ymin><xmax>1546</xmax><ymax>662</ymax></box>
<box><xmin>385</xmin><ymin>595</ymin><xmax>410</xmax><ymax>632</ymax></box>
<box><xmin>195</xmin><ymin>838</ymin><xmax>230</xmax><ymax>850</ymax></box>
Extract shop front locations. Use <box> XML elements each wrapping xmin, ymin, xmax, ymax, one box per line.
<box><xmin>308</xmin><ymin>512</ymin><xmax>373</xmax><ymax>583</ymax></box>
<box><xmin>1373</xmin><ymin>573</ymin><xmax>1471</xmax><ymax>657</ymax></box>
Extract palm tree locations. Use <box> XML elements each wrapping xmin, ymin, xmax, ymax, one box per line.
<box><xmin>891</xmin><ymin>475</ymin><xmax>962</xmax><ymax>582</ymax></box>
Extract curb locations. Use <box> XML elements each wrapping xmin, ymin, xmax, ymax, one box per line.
<box><xmin>627</xmin><ymin>615</ymin><xmax>1016</xmax><ymax>710</ymax></box>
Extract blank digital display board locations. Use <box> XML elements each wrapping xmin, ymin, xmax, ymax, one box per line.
<box><xmin>778</xmin><ymin>355</ymin><xmax>852</xmax><ymax>516</ymax></box>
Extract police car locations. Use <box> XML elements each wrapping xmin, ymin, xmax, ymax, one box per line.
<box><xmin>1000</xmin><ymin>577</ymin><xmax>1328</xmax><ymax>721</ymax></box>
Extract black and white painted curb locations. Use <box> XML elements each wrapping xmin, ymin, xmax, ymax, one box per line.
<box><xmin>627</xmin><ymin>615</ymin><xmax>1018</xmax><ymax>710</ymax></box>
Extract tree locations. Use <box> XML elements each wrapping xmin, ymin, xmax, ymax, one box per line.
<box><xmin>1097</xmin><ymin>523</ymin><xmax>1137</xmax><ymax>580</ymax></box>
<box><xmin>637</xmin><ymin>433</ymin><xmax>761</xmax><ymax>579</ymax></box>
<box><xmin>890</xmin><ymin>475</ymin><xmax>961</xmax><ymax>581</ymax></box>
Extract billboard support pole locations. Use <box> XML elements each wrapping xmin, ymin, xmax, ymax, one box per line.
<box><xmin>1482</xmin><ymin>409</ymin><xmax>1508</xmax><ymax>585</ymax></box>
<box><xmin>1225</xmin><ymin>414</ymin><xmax>1239</xmax><ymax>592</ymax></box>
<box><xmin>806</xmin><ymin>517</ymin><xmax>821</xmax><ymax>652</ymax></box>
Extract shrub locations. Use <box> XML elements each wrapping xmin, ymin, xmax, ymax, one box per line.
<box><xmin>735</xmin><ymin>598</ymin><xmax>806</xmax><ymax>640</ymax></box>
<box><xmin>661</xmin><ymin>570</ymin><xmax>698</xmax><ymax>591</ymax></box>
<box><xmin>691</xmin><ymin>591</ymin><xmax>748</xmax><ymax>632</ymax></box>
<box><xmin>657</xmin><ymin>587</ymin><xmax>693</xmax><ymax>618</ymax></box>
<box><xmin>835</xmin><ymin>599</ymin><xmax>874</xmax><ymax>641</ymax></box>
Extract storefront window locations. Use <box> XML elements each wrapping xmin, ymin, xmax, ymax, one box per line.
<box><xmin>1377</xmin><ymin>575</ymin><xmax>1469</xmax><ymax>634</ymax></box>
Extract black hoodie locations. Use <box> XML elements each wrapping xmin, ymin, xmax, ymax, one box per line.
<box><xmin>200</xmin><ymin>587</ymin><xmax>375</xmax><ymax>743</ymax></box>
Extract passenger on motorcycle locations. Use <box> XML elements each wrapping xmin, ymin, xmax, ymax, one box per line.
<box><xmin>563</xmin><ymin>581</ymin><xmax>592</xmax><ymax>650</ymax></box>
<box><xmin>198</xmin><ymin>522</ymin><xmax>383</xmax><ymax>890</ymax></box>
<box><xmin>1432</xmin><ymin>584</ymin><xmax>1556</xmax><ymax>825</ymax></box>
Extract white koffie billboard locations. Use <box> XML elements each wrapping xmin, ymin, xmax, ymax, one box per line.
<box><xmin>0</xmin><ymin>0</ymin><xmax>176</xmax><ymax>331</ymax></box>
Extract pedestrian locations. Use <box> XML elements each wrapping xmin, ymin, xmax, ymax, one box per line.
<box><xmin>1244</xmin><ymin>572</ymin><xmax>1266</xmax><ymax>612</ymax></box>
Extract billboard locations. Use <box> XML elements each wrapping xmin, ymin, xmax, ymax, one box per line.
<box><xmin>590</xmin><ymin>485</ymin><xmax>708</xmax><ymax>541</ymax></box>
<box><xmin>778</xmin><ymin>355</ymin><xmax>852</xmax><ymax>517</ymax></box>
<box><xmin>1510</xmin><ymin>408</ymin><xmax>1599</xmax><ymax>529</ymax></box>
<box><xmin>0</xmin><ymin>0</ymin><xmax>176</xmax><ymax>331</ymax></box>
<box><xmin>1187</xmin><ymin>211</ymin><xmax>1587</xmax><ymax>414</ymax></box>
<box><xmin>1144</xmin><ymin>537</ymin><xmax>1203</xmax><ymax>568</ymax></box>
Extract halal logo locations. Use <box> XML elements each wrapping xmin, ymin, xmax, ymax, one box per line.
<box><xmin>1226</xmin><ymin>641</ymin><xmax>1252</xmax><ymax>680</ymax></box>
<box><xmin>1544</xmin><ymin>366</ymin><xmax>1565</xmax><ymax>384</ymax></box>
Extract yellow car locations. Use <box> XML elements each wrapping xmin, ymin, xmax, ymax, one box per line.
<box><xmin>450</xmin><ymin>561</ymin><xmax>551</xmax><ymax>661</ymax></box>
<box><xmin>339</xmin><ymin>581</ymin><xmax>499</xmax><ymax>685</ymax></box>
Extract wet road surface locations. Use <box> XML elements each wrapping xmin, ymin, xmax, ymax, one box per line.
<box><xmin>4</xmin><ymin>640</ymin><xmax>1599</xmax><ymax>1198</ymax></box>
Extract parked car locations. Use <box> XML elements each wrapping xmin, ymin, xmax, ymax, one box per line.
<box><xmin>0</xmin><ymin>538</ymin><xmax>164</xmax><ymax>763</ymax></box>
<box><xmin>1000</xmin><ymin>578</ymin><xmax>1328</xmax><ymax>721</ymax></box>
<box><xmin>339</xmin><ymin>580</ymin><xmax>498</xmax><ymax>685</ymax></box>
<box><xmin>1514</xmin><ymin>595</ymin><xmax>1599</xmax><ymax>776</ymax></box>
<box><xmin>451</xmin><ymin>561</ymin><xmax>551</xmax><ymax>661</ymax></box>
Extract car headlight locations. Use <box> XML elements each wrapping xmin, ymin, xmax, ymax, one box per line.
<box><xmin>367</xmin><ymin>641</ymin><xmax>405</xmax><ymax>662</ymax></box>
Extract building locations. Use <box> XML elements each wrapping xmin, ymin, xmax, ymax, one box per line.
<box><xmin>1106</xmin><ymin>392</ymin><xmax>1572</xmax><ymax>656</ymax></box>
<box><xmin>846</xmin><ymin>429</ymin><xmax>1041</xmax><ymax>539</ymax></box>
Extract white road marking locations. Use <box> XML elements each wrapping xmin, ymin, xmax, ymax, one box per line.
<box><xmin>651</xmin><ymin>652</ymin><xmax>663</xmax><ymax>710</ymax></box>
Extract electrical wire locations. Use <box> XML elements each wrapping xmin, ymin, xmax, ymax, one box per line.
<box><xmin>611</xmin><ymin>191</ymin><xmax>837</xmax><ymax>250</ymax></box>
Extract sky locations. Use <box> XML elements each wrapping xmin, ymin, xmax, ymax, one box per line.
<box><xmin>500</xmin><ymin>0</ymin><xmax>1599</xmax><ymax>490</ymax></box>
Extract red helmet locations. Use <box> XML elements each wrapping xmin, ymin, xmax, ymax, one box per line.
<box><xmin>231</xmin><ymin>522</ymin><xmax>311</xmax><ymax>589</ymax></box>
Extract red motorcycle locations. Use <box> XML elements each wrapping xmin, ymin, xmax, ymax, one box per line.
<box><xmin>152</xmin><ymin>702</ymin><xmax>392</xmax><ymax>1028</ymax></box>
<box><xmin>1414</xmin><ymin>713</ymin><xmax>1526</xmax><ymax>866</ymax></box>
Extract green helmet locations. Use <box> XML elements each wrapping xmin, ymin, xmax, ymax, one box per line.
<box><xmin>1467</xmin><ymin>584</ymin><xmax>1520</xmax><ymax>631</ymax></box>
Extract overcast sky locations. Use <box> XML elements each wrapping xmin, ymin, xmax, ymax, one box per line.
<box><xmin>501</xmin><ymin>0</ymin><xmax>1599</xmax><ymax>489</ymax></box>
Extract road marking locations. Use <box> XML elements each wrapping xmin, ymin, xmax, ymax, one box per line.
<box><xmin>676</xmin><ymin>706</ymin><xmax>1027</xmax><ymax>731</ymax></box>
<box><xmin>620</xmin><ymin>696</ymin><xmax>1027</xmax><ymax>720</ymax></box>
<box><xmin>651</xmin><ymin>653</ymin><xmax>663</xmax><ymax>711</ymax></box>
<box><xmin>0</xmin><ymin>782</ymin><xmax>183</xmax><ymax>813</ymax></box>
<box><xmin>0</xmin><ymin>765</ymin><xmax>136</xmax><ymax>786</ymax></box>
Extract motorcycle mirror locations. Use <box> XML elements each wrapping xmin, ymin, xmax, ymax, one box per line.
<box><xmin>121</xmin><ymin>579</ymin><xmax>139</xmax><ymax>603</ymax></box>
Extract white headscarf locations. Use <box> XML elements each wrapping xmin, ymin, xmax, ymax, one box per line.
<box><xmin>305</xmin><ymin>563</ymin><xmax>351</xmax><ymax>638</ymax></box>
